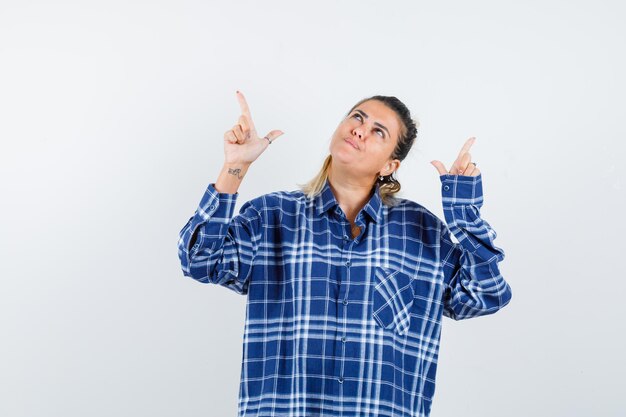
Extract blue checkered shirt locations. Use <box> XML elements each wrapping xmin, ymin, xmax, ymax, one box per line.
<box><xmin>177</xmin><ymin>174</ymin><xmax>512</xmax><ymax>417</ymax></box>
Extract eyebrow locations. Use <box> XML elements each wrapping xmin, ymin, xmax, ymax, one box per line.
<box><xmin>353</xmin><ymin>109</ymin><xmax>390</xmax><ymax>138</ymax></box>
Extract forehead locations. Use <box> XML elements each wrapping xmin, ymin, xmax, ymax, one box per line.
<box><xmin>351</xmin><ymin>100</ymin><xmax>401</xmax><ymax>138</ymax></box>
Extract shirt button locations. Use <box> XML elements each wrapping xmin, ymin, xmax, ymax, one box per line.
<box><xmin>208</xmin><ymin>204</ymin><xmax>216</xmax><ymax>211</ymax></box>
<box><xmin>341</xmin><ymin>336</ymin><xmax>346</xmax><ymax>342</ymax></box>
<box><xmin>443</xmin><ymin>185</ymin><xmax>450</xmax><ymax>191</ymax></box>
<box><xmin>343</xmin><ymin>299</ymin><xmax>348</xmax><ymax>305</ymax></box>
<box><xmin>343</xmin><ymin>234</ymin><xmax>349</xmax><ymax>240</ymax></box>
<box><xmin>338</xmin><ymin>377</ymin><xmax>344</xmax><ymax>383</ymax></box>
<box><xmin>345</xmin><ymin>260</ymin><xmax>351</xmax><ymax>267</ymax></box>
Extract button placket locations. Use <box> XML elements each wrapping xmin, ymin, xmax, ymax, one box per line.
<box><xmin>335</xmin><ymin>217</ymin><xmax>356</xmax><ymax>390</ymax></box>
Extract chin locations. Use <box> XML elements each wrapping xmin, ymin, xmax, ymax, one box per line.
<box><xmin>329</xmin><ymin>146</ymin><xmax>355</xmax><ymax>165</ymax></box>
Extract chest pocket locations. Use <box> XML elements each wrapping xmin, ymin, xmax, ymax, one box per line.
<box><xmin>372</xmin><ymin>267</ymin><xmax>415</xmax><ymax>335</ymax></box>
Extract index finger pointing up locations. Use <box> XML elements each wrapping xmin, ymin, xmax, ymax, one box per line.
<box><xmin>457</xmin><ymin>136</ymin><xmax>476</xmax><ymax>158</ymax></box>
<box><xmin>236</xmin><ymin>90</ymin><xmax>252</xmax><ymax>117</ymax></box>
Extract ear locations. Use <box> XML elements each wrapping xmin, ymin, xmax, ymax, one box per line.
<box><xmin>380</xmin><ymin>159</ymin><xmax>401</xmax><ymax>176</ymax></box>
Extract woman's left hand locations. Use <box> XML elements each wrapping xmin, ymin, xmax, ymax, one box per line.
<box><xmin>431</xmin><ymin>136</ymin><xmax>481</xmax><ymax>177</ymax></box>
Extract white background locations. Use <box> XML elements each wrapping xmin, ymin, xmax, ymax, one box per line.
<box><xmin>1</xmin><ymin>1</ymin><xmax>624</xmax><ymax>416</ymax></box>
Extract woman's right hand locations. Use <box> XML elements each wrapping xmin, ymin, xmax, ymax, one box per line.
<box><xmin>223</xmin><ymin>91</ymin><xmax>284</xmax><ymax>165</ymax></box>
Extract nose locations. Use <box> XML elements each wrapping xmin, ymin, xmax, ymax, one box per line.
<box><xmin>352</xmin><ymin>126</ymin><xmax>364</xmax><ymax>141</ymax></box>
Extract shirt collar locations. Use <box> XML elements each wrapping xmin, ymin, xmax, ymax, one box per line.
<box><xmin>314</xmin><ymin>177</ymin><xmax>383</xmax><ymax>224</ymax></box>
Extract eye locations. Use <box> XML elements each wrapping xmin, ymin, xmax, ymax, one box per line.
<box><xmin>352</xmin><ymin>113</ymin><xmax>363</xmax><ymax>121</ymax></box>
<box><xmin>375</xmin><ymin>129</ymin><xmax>385</xmax><ymax>138</ymax></box>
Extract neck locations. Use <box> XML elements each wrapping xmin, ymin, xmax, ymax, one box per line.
<box><xmin>327</xmin><ymin>162</ymin><xmax>375</xmax><ymax>223</ymax></box>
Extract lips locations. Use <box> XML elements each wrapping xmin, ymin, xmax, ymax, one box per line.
<box><xmin>344</xmin><ymin>138</ymin><xmax>359</xmax><ymax>150</ymax></box>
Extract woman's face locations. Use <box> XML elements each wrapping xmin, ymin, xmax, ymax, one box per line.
<box><xmin>329</xmin><ymin>99</ymin><xmax>402</xmax><ymax>181</ymax></box>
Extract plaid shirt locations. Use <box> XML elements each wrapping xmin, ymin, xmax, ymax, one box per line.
<box><xmin>177</xmin><ymin>174</ymin><xmax>512</xmax><ymax>417</ymax></box>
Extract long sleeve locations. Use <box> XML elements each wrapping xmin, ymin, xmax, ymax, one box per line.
<box><xmin>176</xmin><ymin>182</ymin><xmax>263</xmax><ymax>295</ymax></box>
<box><xmin>438</xmin><ymin>173</ymin><xmax>512</xmax><ymax>320</ymax></box>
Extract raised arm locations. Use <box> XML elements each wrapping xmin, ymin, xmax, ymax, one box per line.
<box><xmin>438</xmin><ymin>173</ymin><xmax>512</xmax><ymax>320</ymax></box>
<box><xmin>176</xmin><ymin>91</ymin><xmax>284</xmax><ymax>294</ymax></box>
<box><xmin>431</xmin><ymin>137</ymin><xmax>512</xmax><ymax>320</ymax></box>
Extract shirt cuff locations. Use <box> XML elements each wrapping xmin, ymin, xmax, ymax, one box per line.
<box><xmin>440</xmin><ymin>173</ymin><xmax>483</xmax><ymax>207</ymax></box>
<box><xmin>196</xmin><ymin>182</ymin><xmax>239</xmax><ymax>223</ymax></box>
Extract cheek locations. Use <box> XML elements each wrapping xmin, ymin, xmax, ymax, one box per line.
<box><xmin>342</xmin><ymin>120</ymin><xmax>356</xmax><ymax>131</ymax></box>
<box><xmin>334</xmin><ymin>123</ymin><xmax>349</xmax><ymax>136</ymax></box>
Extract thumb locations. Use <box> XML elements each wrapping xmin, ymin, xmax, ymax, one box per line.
<box><xmin>430</xmin><ymin>160</ymin><xmax>448</xmax><ymax>175</ymax></box>
<box><xmin>264</xmin><ymin>129</ymin><xmax>285</xmax><ymax>142</ymax></box>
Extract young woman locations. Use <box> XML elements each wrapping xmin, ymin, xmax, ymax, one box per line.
<box><xmin>177</xmin><ymin>91</ymin><xmax>512</xmax><ymax>417</ymax></box>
